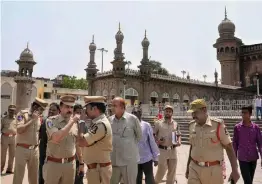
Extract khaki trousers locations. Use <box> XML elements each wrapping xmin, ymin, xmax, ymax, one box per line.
<box><xmin>12</xmin><ymin>146</ymin><xmax>39</xmax><ymax>184</ymax></box>
<box><xmin>187</xmin><ymin>161</ymin><xmax>223</xmax><ymax>184</ymax></box>
<box><xmin>111</xmin><ymin>162</ymin><xmax>137</xmax><ymax>184</ymax></box>
<box><xmin>1</xmin><ymin>135</ymin><xmax>16</xmax><ymax>172</ymax></box>
<box><xmin>155</xmin><ymin>149</ymin><xmax>178</xmax><ymax>184</ymax></box>
<box><xmin>43</xmin><ymin>160</ymin><xmax>76</xmax><ymax>184</ymax></box>
<box><xmin>87</xmin><ymin>164</ymin><xmax>112</xmax><ymax>184</ymax></box>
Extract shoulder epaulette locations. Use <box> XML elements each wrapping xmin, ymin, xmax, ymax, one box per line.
<box><xmin>189</xmin><ymin>120</ymin><xmax>195</xmax><ymax>124</ymax></box>
<box><xmin>210</xmin><ymin>117</ymin><xmax>223</xmax><ymax>123</ymax></box>
<box><xmin>48</xmin><ymin>115</ymin><xmax>59</xmax><ymax>120</ymax></box>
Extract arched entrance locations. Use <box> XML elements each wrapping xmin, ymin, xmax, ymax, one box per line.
<box><xmin>150</xmin><ymin>91</ymin><xmax>158</xmax><ymax>106</ymax></box>
<box><xmin>102</xmin><ymin>89</ymin><xmax>108</xmax><ymax>99</ymax></box>
<box><xmin>110</xmin><ymin>89</ymin><xmax>116</xmax><ymax>100</ymax></box>
<box><xmin>162</xmin><ymin>93</ymin><xmax>169</xmax><ymax>103</ymax></box>
<box><xmin>173</xmin><ymin>93</ymin><xmax>180</xmax><ymax>103</ymax></box>
<box><xmin>192</xmin><ymin>95</ymin><xmax>198</xmax><ymax>101</ymax></box>
<box><xmin>1</xmin><ymin>82</ymin><xmax>13</xmax><ymax>115</ymax></box>
<box><xmin>125</xmin><ymin>88</ymin><xmax>139</xmax><ymax>106</ymax></box>
<box><xmin>95</xmin><ymin>90</ymin><xmax>101</xmax><ymax>96</ymax></box>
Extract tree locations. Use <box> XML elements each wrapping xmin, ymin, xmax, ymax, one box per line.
<box><xmin>150</xmin><ymin>60</ymin><xmax>169</xmax><ymax>75</ymax></box>
<box><xmin>62</xmin><ymin>76</ymin><xmax>88</xmax><ymax>90</ymax></box>
<box><xmin>125</xmin><ymin>61</ymin><xmax>132</xmax><ymax>69</ymax></box>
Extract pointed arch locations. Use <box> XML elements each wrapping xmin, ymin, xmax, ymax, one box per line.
<box><xmin>125</xmin><ymin>88</ymin><xmax>138</xmax><ymax>97</ymax></box>
<box><xmin>95</xmin><ymin>90</ymin><xmax>101</xmax><ymax>96</ymax></box>
<box><xmin>183</xmin><ymin>94</ymin><xmax>189</xmax><ymax>101</ymax></box>
<box><xmin>150</xmin><ymin>91</ymin><xmax>158</xmax><ymax>98</ymax></box>
<box><xmin>162</xmin><ymin>92</ymin><xmax>169</xmax><ymax>98</ymax></box>
<box><xmin>102</xmin><ymin>89</ymin><xmax>108</xmax><ymax>97</ymax></box>
<box><xmin>192</xmin><ymin>95</ymin><xmax>198</xmax><ymax>100</ymax></box>
<box><xmin>173</xmin><ymin>93</ymin><xmax>180</xmax><ymax>100</ymax></box>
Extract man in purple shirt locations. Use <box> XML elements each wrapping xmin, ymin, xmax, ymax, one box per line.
<box><xmin>132</xmin><ymin>107</ymin><xmax>160</xmax><ymax>184</ymax></box>
<box><xmin>233</xmin><ymin>106</ymin><xmax>262</xmax><ymax>184</ymax></box>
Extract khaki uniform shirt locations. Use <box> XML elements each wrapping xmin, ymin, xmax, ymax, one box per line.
<box><xmin>189</xmin><ymin>116</ymin><xmax>231</xmax><ymax>162</ymax></box>
<box><xmin>1</xmin><ymin>116</ymin><xmax>17</xmax><ymax>134</ymax></box>
<box><xmin>109</xmin><ymin>112</ymin><xmax>142</xmax><ymax>166</ymax></box>
<box><xmin>83</xmin><ymin>114</ymin><xmax>112</xmax><ymax>164</ymax></box>
<box><xmin>46</xmin><ymin>115</ymin><xmax>78</xmax><ymax>158</ymax></box>
<box><xmin>16</xmin><ymin>110</ymin><xmax>41</xmax><ymax>145</ymax></box>
<box><xmin>154</xmin><ymin>119</ymin><xmax>181</xmax><ymax>159</ymax></box>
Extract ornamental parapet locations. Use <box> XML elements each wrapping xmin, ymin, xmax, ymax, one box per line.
<box><xmin>14</xmin><ymin>76</ymin><xmax>35</xmax><ymax>83</ymax></box>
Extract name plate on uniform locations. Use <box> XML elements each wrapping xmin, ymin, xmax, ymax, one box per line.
<box><xmin>172</xmin><ymin>131</ymin><xmax>177</xmax><ymax>145</ymax></box>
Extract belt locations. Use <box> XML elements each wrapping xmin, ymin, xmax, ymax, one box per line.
<box><xmin>17</xmin><ymin>143</ymin><xmax>38</xmax><ymax>150</ymax></box>
<box><xmin>191</xmin><ymin>158</ymin><xmax>221</xmax><ymax>167</ymax></box>
<box><xmin>87</xmin><ymin>162</ymin><xmax>111</xmax><ymax>169</ymax></box>
<box><xmin>158</xmin><ymin>145</ymin><xmax>176</xmax><ymax>150</ymax></box>
<box><xmin>2</xmin><ymin>133</ymin><xmax>16</xmax><ymax>137</ymax></box>
<box><xmin>47</xmin><ymin>156</ymin><xmax>75</xmax><ymax>163</ymax></box>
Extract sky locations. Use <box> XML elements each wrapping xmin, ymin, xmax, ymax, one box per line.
<box><xmin>1</xmin><ymin>1</ymin><xmax>262</xmax><ymax>82</ymax></box>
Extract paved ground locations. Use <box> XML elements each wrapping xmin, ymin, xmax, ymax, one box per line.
<box><xmin>1</xmin><ymin>145</ymin><xmax>262</xmax><ymax>183</ymax></box>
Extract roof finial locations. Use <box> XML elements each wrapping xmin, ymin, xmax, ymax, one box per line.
<box><xmin>92</xmin><ymin>35</ymin><xmax>94</xmax><ymax>43</ymax></box>
<box><xmin>27</xmin><ymin>42</ymin><xmax>29</xmax><ymax>49</ymax></box>
<box><xmin>225</xmin><ymin>6</ymin><xmax>227</xmax><ymax>19</ymax></box>
<box><xmin>144</xmin><ymin>30</ymin><xmax>147</xmax><ymax>38</ymax></box>
<box><xmin>118</xmin><ymin>22</ymin><xmax>121</xmax><ymax>31</ymax></box>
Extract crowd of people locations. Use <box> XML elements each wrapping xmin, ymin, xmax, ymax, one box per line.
<box><xmin>1</xmin><ymin>95</ymin><xmax>262</xmax><ymax>184</ymax></box>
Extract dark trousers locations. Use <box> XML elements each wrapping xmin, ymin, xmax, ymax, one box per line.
<box><xmin>38</xmin><ymin>152</ymin><xmax>46</xmax><ymax>184</ymax></box>
<box><xmin>239</xmin><ymin>160</ymin><xmax>257</xmax><ymax>184</ymax></box>
<box><xmin>74</xmin><ymin>159</ymin><xmax>84</xmax><ymax>184</ymax></box>
<box><xmin>137</xmin><ymin>160</ymin><xmax>154</xmax><ymax>184</ymax></box>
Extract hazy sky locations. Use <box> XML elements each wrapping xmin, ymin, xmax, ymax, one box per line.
<box><xmin>2</xmin><ymin>1</ymin><xmax>262</xmax><ymax>82</ymax></box>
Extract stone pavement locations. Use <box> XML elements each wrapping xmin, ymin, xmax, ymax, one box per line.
<box><xmin>1</xmin><ymin>145</ymin><xmax>262</xmax><ymax>183</ymax></box>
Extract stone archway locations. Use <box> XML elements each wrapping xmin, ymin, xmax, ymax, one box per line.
<box><xmin>173</xmin><ymin>93</ymin><xmax>180</xmax><ymax>103</ymax></box>
<box><xmin>1</xmin><ymin>82</ymin><xmax>13</xmax><ymax>115</ymax></box>
<box><xmin>150</xmin><ymin>91</ymin><xmax>158</xmax><ymax>105</ymax></box>
<box><xmin>192</xmin><ymin>95</ymin><xmax>198</xmax><ymax>101</ymax></box>
<box><xmin>110</xmin><ymin>89</ymin><xmax>116</xmax><ymax>100</ymax></box>
<box><xmin>95</xmin><ymin>90</ymin><xmax>101</xmax><ymax>96</ymax></box>
<box><xmin>125</xmin><ymin>88</ymin><xmax>139</xmax><ymax>106</ymax></box>
<box><xmin>162</xmin><ymin>92</ymin><xmax>170</xmax><ymax>103</ymax></box>
<box><xmin>102</xmin><ymin>89</ymin><xmax>108</xmax><ymax>99</ymax></box>
<box><xmin>183</xmin><ymin>94</ymin><xmax>190</xmax><ymax>103</ymax></box>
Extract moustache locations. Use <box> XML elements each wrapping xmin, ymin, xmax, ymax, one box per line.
<box><xmin>67</xmin><ymin>111</ymin><xmax>72</xmax><ymax>114</ymax></box>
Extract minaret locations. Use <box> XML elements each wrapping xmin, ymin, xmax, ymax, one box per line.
<box><xmin>14</xmin><ymin>43</ymin><xmax>36</xmax><ymax>111</ymax></box>
<box><xmin>111</xmin><ymin>23</ymin><xmax>126</xmax><ymax>78</ymax></box>
<box><xmin>138</xmin><ymin>30</ymin><xmax>151</xmax><ymax>81</ymax></box>
<box><xmin>186</xmin><ymin>72</ymin><xmax>190</xmax><ymax>80</ymax></box>
<box><xmin>214</xmin><ymin>69</ymin><xmax>218</xmax><ymax>87</ymax></box>
<box><xmin>213</xmin><ymin>7</ymin><xmax>243</xmax><ymax>86</ymax></box>
<box><xmin>85</xmin><ymin>35</ymin><xmax>98</xmax><ymax>95</ymax></box>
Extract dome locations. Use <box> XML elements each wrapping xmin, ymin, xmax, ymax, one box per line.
<box><xmin>218</xmin><ymin>8</ymin><xmax>235</xmax><ymax>35</ymax></box>
<box><xmin>20</xmin><ymin>47</ymin><xmax>33</xmax><ymax>59</ymax></box>
<box><xmin>218</xmin><ymin>18</ymin><xmax>235</xmax><ymax>34</ymax></box>
<box><xmin>115</xmin><ymin>22</ymin><xmax>124</xmax><ymax>41</ymax></box>
<box><xmin>141</xmin><ymin>30</ymin><xmax>150</xmax><ymax>47</ymax></box>
<box><xmin>89</xmin><ymin>35</ymin><xmax>96</xmax><ymax>51</ymax></box>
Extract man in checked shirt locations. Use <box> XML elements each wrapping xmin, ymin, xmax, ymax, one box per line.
<box><xmin>132</xmin><ymin>107</ymin><xmax>159</xmax><ymax>184</ymax></box>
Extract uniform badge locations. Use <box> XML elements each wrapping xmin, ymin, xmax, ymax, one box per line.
<box><xmin>17</xmin><ymin>115</ymin><xmax>23</xmax><ymax>121</ymax></box>
<box><xmin>90</xmin><ymin>125</ymin><xmax>98</xmax><ymax>134</ymax></box>
<box><xmin>47</xmin><ymin>121</ymin><xmax>53</xmax><ymax>128</ymax></box>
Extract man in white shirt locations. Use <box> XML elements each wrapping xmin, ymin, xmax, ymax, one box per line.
<box><xmin>255</xmin><ymin>95</ymin><xmax>262</xmax><ymax>120</ymax></box>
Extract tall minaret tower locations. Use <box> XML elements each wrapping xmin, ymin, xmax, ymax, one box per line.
<box><xmin>14</xmin><ymin>43</ymin><xmax>36</xmax><ymax>111</ymax></box>
<box><xmin>85</xmin><ymin>35</ymin><xmax>98</xmax><ymax>95</ymax></box>
<box><xmin>111</xmin><ymin>23</ymin><xmax>126</xmax><ymax>78</ymax></box>
<box><xmin>213</xmin><ymin>7</ymin><xmax>243</xmax><ymax>86</ymax></box>
<box><xmin>139</xmin><ymin>30</ymin><xmax>151</xmax><ymax>81</ymax></box>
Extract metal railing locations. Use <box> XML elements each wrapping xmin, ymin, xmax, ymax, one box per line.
<box><xmin>126</xmin><ymin>99</ymin><xmax>257</xmax><ymax>119</ymax></box>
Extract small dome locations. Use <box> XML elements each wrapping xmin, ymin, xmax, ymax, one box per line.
<box><xmin>141</xmin><ymin>30</ymin><xmax>150</xmax><ymax>47</ymax></box>
<box><xmin>115</xmin><ymin>30</ymin><xmax>124</xmax><ymax>41</ymax></box>
<box><xmin>218</xmin><ymin>18</ymin><xmax>235</xmax><ymax>34</ymax></box>
<box><xmin>89</xmin><ymin>35</ymin><xmax>96</xmax><ymax>51</ymax></box>
<box><xmin>218</xmin><ymin>8</ymin><xmax>235</xmax><ymax>35</ymax></box>
<box><xmin>20</xmin><ymin>47</ymin><xmax>33</xmax><ymax>59</ymax></box>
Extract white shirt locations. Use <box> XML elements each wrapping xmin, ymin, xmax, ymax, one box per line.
<box><xmin>255</xmin><ymin>98</ymin><xmax>261</xmax><ymax>107</ymax></box>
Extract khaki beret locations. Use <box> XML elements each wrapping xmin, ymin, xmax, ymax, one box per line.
<box><xmin>8</xmin><ymin>104</ymin><xmax>16</xmax><ymax>110</ymax></box>
<box><xmin>187</xmin><ymin>99</ymin><xmax>207</xmax><ymax>113</ymax></box>
<box><xmin>164</xmin><ymin>105</ymin><xmax>173</xmax><ymax>111</ymax></box>
<box><xmin>34</xmin><ymin>97</ymin><xmax>48</xmax><ymax>109</ymax></box>
<box><xmin>84</xmin><ymin>96</ymin><xmax>106</xmax><ymax>105</ymax></box>
<box><xmin>60</xmin><ymin>95</ymin><xmax>76</xmax><ymax>106</ymax></box>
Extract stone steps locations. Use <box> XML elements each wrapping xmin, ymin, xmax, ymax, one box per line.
<box><xmin>143</xmin><ymin>116</ymin><xmax>262</xmax><ymax>144</ymax></box>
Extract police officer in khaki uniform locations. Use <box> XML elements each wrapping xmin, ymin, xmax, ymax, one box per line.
<box><xmin>1</xmin><ymin>104</ymin><xmax>17</xmax><ymax>174</ymax></box>
<box><xmin>154</xmin><ymin>105</ymin><xmax>181</xmax><ymax>184</ymax></box>
<box><xmin>43</xmin><ymin>95</ymin><xmax>83</xmax><ymax>184</ymax></box>
<box><xmin>78</xmin><ymin>96</ymin><xmax>113</xmax><ymax>184</ymax></box>
<box><xmin>185</xmin><ymin>99</ymin><xmax>240</xmax><ymax>184</ymax></box>
<box><xmin>13</xmin><ymin>98</ymin><xmax>48</xmax><ymax>184</ymax></box>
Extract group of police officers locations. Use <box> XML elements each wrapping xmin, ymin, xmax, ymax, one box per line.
<box><xmin>1</xmin><ymin>94</ymin><xmax>241</xmax><ymax>184</ymax></box>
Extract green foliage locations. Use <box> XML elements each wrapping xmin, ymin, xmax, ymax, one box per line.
<box><xmin>62</xmin><ymin>76</ymin><xmax>88</xmax><ymax>90</ymax></box>
<box><xmin>150</xmin><ymin>60</ymin><xmax>169</xmax><ymax>75</ymax></box>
